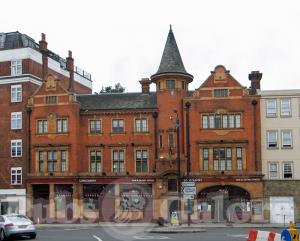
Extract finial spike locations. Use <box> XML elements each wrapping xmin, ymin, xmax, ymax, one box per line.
<box><xmin>170</xmin><ymin>24</ymin><xmax>172</xmax><ymax>31</ymax></box>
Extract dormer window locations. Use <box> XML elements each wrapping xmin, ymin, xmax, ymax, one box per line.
<box><xmin>166</xmin><ymin>80</ymin><xmax>175</xmax><ymax>89</ymax></box>
<box><xmin>214</xmin><ymin>89</ymin><xmax>228</xmax><ymax>97</ymax></box>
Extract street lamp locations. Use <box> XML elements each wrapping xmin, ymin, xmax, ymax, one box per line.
<box><xmin>185</xmin><ymin>102</ymin><xmax>191</xmax><ymax>226</ymax></box>
<box><xmin>172</xmin><ymin>109</ymin><xmax>181</xmax><ymax>224</ymax></box>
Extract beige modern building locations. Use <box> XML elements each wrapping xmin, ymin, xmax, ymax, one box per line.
<box><xmin>259</xmin><ymin>89</ymin><xmax>300</xmax><ymax>224</ymax></box>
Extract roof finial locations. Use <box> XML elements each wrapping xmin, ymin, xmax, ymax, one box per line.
<box><xmin>170</xmin><ymin>24</ymin><xmax>172</xmax><ymax>31</ymax></box>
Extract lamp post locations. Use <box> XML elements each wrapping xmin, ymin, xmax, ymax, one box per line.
<box><xmin>185</xmin><ymin>102</ymin><xmax>191</xmax><ymax>226</ymax></box>
<box><xmin>173</xmin><ymin>109</ymin><xmax>181</xmax><ymax>224</ymax></box>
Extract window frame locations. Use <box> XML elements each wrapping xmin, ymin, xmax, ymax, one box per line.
<box><xmin>135</xmin><ymin>149</ymin><xmax>148</xmax><ymax>173</ymax></box>
<box><xmin>11</xmin><ymin>59</ymin><xmax>22</xmax><ymax>76</ymax></box>
<box><xmin>281</xmin><ymin>130</ymin><xmax>293</xmax><ymax>148</ymax></box>
<box><xmin>280</xmin><ymin>98</ymin><xmax>292</xmax><ymax>117</ymax></box>
<box><xmin>47</xmin><ymin>151</ymin><xmax>58</xmax><ymax>172</ymax></box>
<box><xmin>89</xmin><ymin>150</ymin><xmax>102</xmax><ymax>173</ymax></box>
<box><xmin>57</xmin><ymin>118</ymin><xmax>68</xmax><ymax>133</ymax></box>
<box><xmin>112</xmin><ymin>119</ymin><xmax>125</xmax><ymax>133</ymax></box>
<box><xmin>11</xmin><ymin>84</ymin><xmax>22</xmax><ymax>102</ymax></box>
<box><xmin>168</xmin><ymin>133</ymin><xmax>174</xmax><ymax>148</ymax></box>
<box><xmin>268</xmin><ymin>162</ymin><xmax>279</xmax><ymax>179</ymax></box>
<box><xmin>236</xmin><ymin>147</ymin><xmax>243</xmax><ymax>170</ymax></box>
<box><xmin>11</xmin><ymin>139</ymin><xmax>22</xmax><ymax>157</ymax></box>
<box><xmin>135</xmin><ymin>118</ymin><xmax>148</xmax><ymax>133</ymax></box>
<box><xmin>167</xmin><ymin>178</ymin><xmax>178</xmax><ymax>192</ymax></box>
<box><xmin>11</xmin><ymin>167</ymin><xmax>22</xmax><ymax>185</ymax></box>
<box><xmin>37</xmin><ymin>119</ymin><xmax>48</xmax><ymax>134</ymax></box>
<box><xmin>166</xmin><ymin>79</ymin><xmax>175</xmax><ymax>89</ymax></box>
<box><xmin>61</xmin><ymin>150</ymin><xmax>68</xmax><ymax>172</ymax></box>
<box><xmin>267</xmin><ymin>130</ymin><xmax>278</xmax><ymax>149</ymax></box>
<box><xmin>203</xmin><ymin>148</ymin><xmax>209</xmax><ymax>171</ymax></box>
<box><xmin>112</xmin><ymin>149</ymin><xmax>125</xmax><ymax>173</ymax></box>
<box><xmin>89</xmin><ymin>119</ymin><xmax>102</xmax><ymax>134</ymax></box>
<box><xmin>213</xmin><ymin>89</ymin><xmax>228</xmax><ymax>97</ymax></box>
<box><xmin>11</xmin><ymin>112</ymin><xmax>22</xmax><ymax>130</ymax></box>
<box><xmin>283</xmin><ymin>162</ymin><xmax>293</xmax><ymax>179</ymax></box>
<box><xmin>266</xmin><ymin>99</ymin><xmax>277</xmax><ymax>117</ymax></box>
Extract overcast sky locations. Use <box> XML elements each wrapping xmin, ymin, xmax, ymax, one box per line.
<box><xmin>1</xmin><ymin>0</ymin><xmax>300</xmax><ymax>92</ymax></box>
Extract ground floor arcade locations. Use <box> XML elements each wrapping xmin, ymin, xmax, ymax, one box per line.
<box><xmin>26</xmin><ymin>176</ymin><xmax>264</xmax><ymax>223</ymax></box>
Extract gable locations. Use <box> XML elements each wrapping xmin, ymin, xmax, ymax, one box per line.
<box><xmin>193</xmin><ymin>65</ymin><xmax>248</xmax><ymax>98</ymax></box>
<box><xmin>28</xmin><ymin>74</ymin><xmax>76</xmax><ymax>106</ymax></box>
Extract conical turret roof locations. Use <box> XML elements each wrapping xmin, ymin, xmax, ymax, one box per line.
<box><xmin>152</xmin><ymin>26</ymin><xmax>192</xmax><ymax>78</ymax></box>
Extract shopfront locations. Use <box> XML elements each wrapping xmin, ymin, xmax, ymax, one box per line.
<box><xmin>0</xmin><ymin>189</ymin><xmax>26</xmax><ymax>215</ymax></box>
<box><xmin>27</xmin><ymin>177</ymin><xmax>154</xmax><ymax>223</ymax></box>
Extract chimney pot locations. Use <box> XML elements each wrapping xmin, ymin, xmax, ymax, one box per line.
<box><xmin>139</xmin><ymin>78</ymin><xmax>151</xmax><ymax>94</ymax></box>
<box><xmin>41</xmin><ymin>33</ymin><xmax>46</xmax><ymax>41</ymax></box>
<box><xmin>249</xmin><ymin>71</ymin><xmax>262</xmax><ymax>95</ymax></box>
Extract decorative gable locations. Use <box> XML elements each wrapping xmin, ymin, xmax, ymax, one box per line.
<box><xmin>193</xmin><ymin>65</ymin><xmax>248</xmax><ymax>98</ymax></box>
<box><xmin>213</xmin><ymin>65</ymin><xmax>229</xmax><ymax>82</ymax></box>
<box><xmin>46</xmin><ymin>75</ymin><xmax>57</xmax><ymax>90</ymax></box>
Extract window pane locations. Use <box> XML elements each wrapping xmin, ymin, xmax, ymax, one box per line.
<box><xmin>229</xmin><ymin>115</ymin><xmax>235</xmax><ymax>128</ymax></box>
<box><xmin>267</xmin><ymin>100</ymin><xmax>276</xmax><ymax>116</ymax></box>
<box><xmin>215</xmin><ymin>114</ymin><xmax>221</xmax><ymax>128</ymax></box>
<box><xmin>222</xmin><ymin>114</ymin><xmax>228</xmax><ymax>128</ymax></box>
<box><xmin>209</xmin><ymin>115</ymin><xmax>214</xmax><ymax>128</ymax></box>
<box><xmin>202</xmin><ymin>115</ymin><xmax>208</xmax><ymax>129</ymax></box>
<box><xmin>235</xmin><ymin>114</ymin><xmax>241</xmax><ymax>128</ymax></box>
<box><xmin>281</xmin><ymin>99</ymin><xmax>291</xmax><ymax>116</ymax></box>
<box><xmin>282</xmin><ymin>131</ymin><xmax>292</xmax><ymax>147</ymax></box>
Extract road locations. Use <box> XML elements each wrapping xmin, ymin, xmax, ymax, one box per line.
<box><xmin>8</xmin><ymin>227</ymin><xmax>285</xmax><ymax>241</ymax></box>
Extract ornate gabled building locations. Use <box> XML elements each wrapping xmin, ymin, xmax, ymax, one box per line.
<box><xmin>25</xmin><ymin>27</ymin><xmax>265</xmax><ymax>223</ymax></box>
<box><xmin>0</xmin><ymin>31</ymin><xmax>92</xmax><ymax>216</ymax></box>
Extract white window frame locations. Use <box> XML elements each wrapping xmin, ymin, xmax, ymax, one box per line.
<box><xmin>11</xmin><ymin>112</ymin><xmax>22</xmax><ymax>130</ymax></box>
<box><xmin>11</xmin><ymin>59</ymin><xmax>22</xmax><ymax>76</ymax></box>
<box><xmin>280</xmin><ymin>98</ymin><xmax>292</xmax><ymax>117</ymax></box>
<box><xmin>283</xmin><ymin>162</ymin><xmax>293</xmax><ymax>179</ymax></box>
<box><xmin>266</xmin><ymin>99</ymin><xmax>277</xmax><ymax>117</ymax></box>
<box><xmin>135</xmin><ymin>118</ymin><xmax>148</xmax><ymax>132</ymax></box>
<box><xmin>11</xmin><ymin>139</ymin><xmax>22</xmax><ymax>157</ymax></box>
<box><xmin>11</xmin><ymin>167</ymin><xmax>22</xmax><ymax>185</ymax></box>
<box><xmin>267</xmin><ymin>130</ymin><xmax>278</xmax><ymax>148</ymax></box>
<box><xmin>11</xmin><ymin>84</ymin><xmax>22</xmax><ymax>102</ymax></box>
<box><xmin>268</xmin><ymin>162</ymin><xmax>279</xmax><ymax>179</ymax></box>
<box><xmin>281</xmin><ymin>130</ymin><xmax>292</xmax><ymax>148</ymax></box>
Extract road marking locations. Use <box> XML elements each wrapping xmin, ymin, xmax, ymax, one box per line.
<box><xmin>93</xmin><ymin>235</ymin><xmax>103</xmax><ymax>241</ymax></box>
<box><xmin>227</xmin><ymin>234</ymin><xmax>248</xmax><ymax>238</ymax></box>
<box><xmin>64</xmin><ymin>228</ymin><xmax>90</xmax><ymax>231</ymax></box>
<box><xmin>133</xmin><ymin>235</ymin><xmax>170</xmax><ymax>240</ymax></box>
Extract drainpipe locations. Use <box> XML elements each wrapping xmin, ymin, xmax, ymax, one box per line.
<box><xmin>252</xmin><ymin>99</ymin><xmax>258</xmax><ymax>172</ymax></box>
<box><xmin>27</xmin><ymin>107</ymin><xmax>32</xmax><ymax>174</ymax></box>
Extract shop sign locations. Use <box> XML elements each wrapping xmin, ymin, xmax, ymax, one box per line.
<box><xmin>181</xmin><ymin>181</ymin><xmax>195</xmax><ymax>187</ymax></box>
<box><xmin>79</xmin><ymin>179</ymin><xmax>96</xmax><ymax>183</ymax></box>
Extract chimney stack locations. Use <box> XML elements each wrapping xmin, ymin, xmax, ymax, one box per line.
<box><xmin>39</xmin><ymin>33</ymin><xmax>48</xmax><ymax>81</ymax></box>
<box><xmin>66</xmin><ymin>50</ymin><xmax>74</xmax><ymax>92</ymax></box>
<box><xmin>139</xmin><ymin>78</ymin><xmax>151</xmax><ymax>94</ymax></box>
<box><xmin>249</xmin><ymin>71</ymin><xmax>262</xmax><ymax>95</ymax></box>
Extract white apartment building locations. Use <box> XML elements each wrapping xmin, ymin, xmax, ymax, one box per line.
<box><xmin>259</xmin><ymin>89</ymin><xmax>300</xmax><ymax>224</ymax></box>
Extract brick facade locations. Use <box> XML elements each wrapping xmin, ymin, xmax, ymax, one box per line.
<box><xmin>0</xmin><ymin>31</ymin><xmax>92</xmax><ymax>215</ymax></box>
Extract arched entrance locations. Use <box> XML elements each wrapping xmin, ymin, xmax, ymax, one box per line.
<box><xmin>197</xmin><ymin>185</ymin><xmax>251</xmax><ymax>223</ymax></box>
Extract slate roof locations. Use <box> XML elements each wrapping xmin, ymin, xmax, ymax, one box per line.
<box><xmin>152</xmin><ymin>27</ymin><xmax>192</xmax><ymax>77</ymax></box>
<box><xmin>0</xmin><ymin>31</ymin><xmax>39</xmax><ymax>50</ymax></box>
<box><xmin>77</xmin><ymin>92</ymin><xmax>158</xmax><ymax>111</ymax></box>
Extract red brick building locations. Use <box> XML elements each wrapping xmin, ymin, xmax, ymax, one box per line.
<box><xmin>25</xmin><ymin>27</ymin><xmax>263</xmax><ymax>223</ymax></box>
<box><xmin>0</xmin><ymin>31</ymin><xmax>92</xmax><ymax>215</ymax></box>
